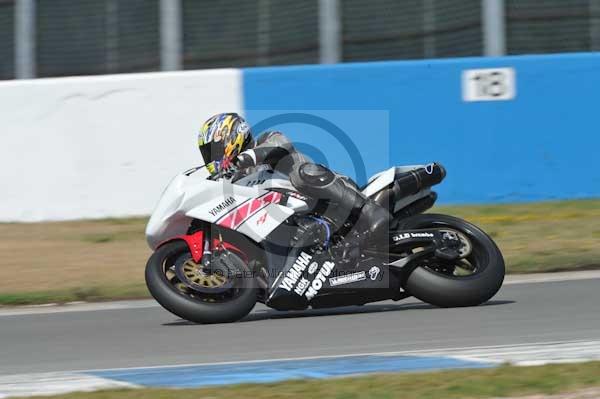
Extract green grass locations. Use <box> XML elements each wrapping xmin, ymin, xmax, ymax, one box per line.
<box><xmin>433</xmin><ymin>199</ymin><xmax>600</xmax><ymax>273</ymax></box>
<box><xmin>0</xmin><ymin>284</ymin><xmax>148</xmax><ymax>306</ymax></box>
<box><xmin>22</xmin><ymin>361</ymin><xmax>600</xmax><ymax>399</ymax></box>
<box><xmin>0</xmin><ymin>199</ymin><xmax>598</xmax><ymax>306</ymax></box>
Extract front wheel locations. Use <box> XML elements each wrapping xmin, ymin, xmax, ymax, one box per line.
<box><xmin>396</xmin><ymin>214</ymin><xmax>505</xmax><ymax>307</ymax></box>
<box><xmin>145</xmin><ymin>240</ymin><xmax>257</xmax><ymax>323</ymax></box>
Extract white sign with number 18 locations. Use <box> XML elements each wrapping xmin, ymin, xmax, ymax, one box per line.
<box><xmin>462</xmin><ymin>67</ymin><xmax>516</xmax><ymax>102</ymax></box>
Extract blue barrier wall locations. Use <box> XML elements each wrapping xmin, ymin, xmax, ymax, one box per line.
<box><xmin>243</xmin><ymin>53</ymin><xmax>600</xmax><ymax>204</ymax></box>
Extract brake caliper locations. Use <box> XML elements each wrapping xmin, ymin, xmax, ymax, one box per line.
<box><xmin>434</xmin><ymin>231</ymin><xmax>463</xmax><ymax>261</ymax></box>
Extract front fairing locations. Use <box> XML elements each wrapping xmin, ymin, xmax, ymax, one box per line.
<box><xmin>145</xmin><ymin>166</ymin><xmax>295</xmax><ymax>249</ymax></box>
<box><xmin>145</xmin><ymin>167</ymin><xmax>210</xmax><ymax>249</ymax></box>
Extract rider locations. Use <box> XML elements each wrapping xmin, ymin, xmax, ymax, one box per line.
<box><xmin>198</xmin><ymin>112</ymin><xmax>390</xmax><ymax>244</ymax></box>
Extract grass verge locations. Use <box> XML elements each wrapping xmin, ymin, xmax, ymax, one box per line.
<box><xmin>0</xmin><ymin>284</ymin><xmax>148</xmax><ymax>306</ymax></box>
<box><xmin>0</xmin><ymin>199</ymin><xmax>598</xmax><ymax>306</ymax></box>
<box><xmin>434</xmin><ymin>199</ymin><xmax>600</xmax><ymax>273</ymax></box>
<box><xmin>21</xmin><ymin>361</ymin><xmax>600</xmax><ymax>399</ymax></box>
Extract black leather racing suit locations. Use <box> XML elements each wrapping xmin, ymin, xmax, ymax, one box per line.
<box><xmin>235</xmin><ymin>131</ymin><xmax>390</xmax><ymax>242</ymax></box>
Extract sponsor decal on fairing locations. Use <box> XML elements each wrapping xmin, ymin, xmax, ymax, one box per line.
<box><xmin>294</xmin><ymin>277</ymin><xmax>310</xmax><ymax>296</ymax></box>
<box><xmin>208</xmin><ymin>197</ymin><xmax>237</xmax><ymax>217</ymax></box>
<box><xmin>369</xmin><ymin>266</ymin><xmax>380</xmax><ymax>281</ymax></box>
<box><xmin>255</xmin><ymin>211</ymin><xmax>268</xmax><ymax>225</ymax></box>
<box><xmin>218</xmin><ymin>191</ymin><xmax>282</xmax><ymax>230</ymax></box>
<box><xmin>329</xmin><ymin>271</ymin><xmax>366</xmax><ymax>287</ymax></box>
<box><xmin>392</xmin><ymin>232</ymin><xmax>434</xmax><ymax>242</ymax></box>
<box><xmin>278</xmin><ymin>252</ymin><xmax>313</xmax><ymax>291</ymax></box>
<box><xmin>305</xmin><ymin>261</ymin><xmax>335</xmax><ymax>300</ymax></box>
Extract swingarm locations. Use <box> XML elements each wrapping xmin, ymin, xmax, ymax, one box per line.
<box><xmin>387</xmin><ymin>229</ymin><xmax>467</xmax><ymax>269</ymax></box>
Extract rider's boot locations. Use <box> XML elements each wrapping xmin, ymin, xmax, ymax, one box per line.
<box><xmin>290</xmin><ymin>163</ymin><xmax>391</xmax><ymax>247</ymax></box>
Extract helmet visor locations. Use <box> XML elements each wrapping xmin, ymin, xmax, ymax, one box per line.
<box><xmin>200</xmin><ymin>142</ymin><xmax>224</xmax><ymax>165</ymax></box>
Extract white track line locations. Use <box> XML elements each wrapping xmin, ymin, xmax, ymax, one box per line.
<box><xmin>10</xmin><ymin>339</ymin><xmax>600</xmax><ymax>375</ymax></box>
<box><xmin>0</xmin><ymin>373</ymin><xmax>137</xmax><ymax>398</ymax></box>
<box><xmin>0</xmin><ymin>299</ymin><xmax>158</xmax><ymax>317</ymax></box>
<box><xmin>504</xmin><ymin>270</ymin><xmax>600</xmax><ymax>285</ymax></box>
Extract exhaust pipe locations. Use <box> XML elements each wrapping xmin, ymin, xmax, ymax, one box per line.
<box><xmin>393</xmin><ymin>163</ymin><xmax>446</xmax><ymax>197</ymax></box>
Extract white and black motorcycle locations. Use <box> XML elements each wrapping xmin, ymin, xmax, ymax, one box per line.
<box><xmin>145</xmin><ymin>163</ymin><xmax>505</xmax><ymax>323</ymax></box>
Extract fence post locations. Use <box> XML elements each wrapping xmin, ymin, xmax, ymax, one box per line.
<box><xmin>482</xmin><ymin>0</ymin><xmax>506</xmax><ymax>56</ymax></box>
<box><xmin>319</xmin><ymin>0</ymin><xmax>341</xmax><ymax>64</ymax></box>
<box><xmin>423</xmin><ymin>0</ymin><xmax>436</xmax><ymax>58</ymax></box>
<box><xmin>257</xmin><ymin>0</ymin><xmax>271</xmax><ymax>66</ymax></box>
<box><xmin>160</xmin><ymin>0</ymin><xmax>182</xmax><ymax>71</ymax></box>
<box><xmin>591</xmin><ymin>0</ymin><xmax>600</xmax><ymax>51</ymax></box>
<box><xmin>15</xmin><ymin>0</ymin><xmax>36</xmax><ymax>79</ymax></box>
<box><xmin>105</xmin><ymin>0</ymin><xmax>120</xmax><ymax>73</ymax></box>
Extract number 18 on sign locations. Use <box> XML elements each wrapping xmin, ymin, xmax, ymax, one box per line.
<box><xmin>462</xmin><ymin>67</ymin><xmax>516</xmax><ymax>102</ymax></box>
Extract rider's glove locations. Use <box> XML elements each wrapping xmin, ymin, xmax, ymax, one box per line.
<box><xmin>235</xmin><ymin>151</ymin><xmax>256</xmax><ymax>169</ymax></box>
<box><xmin>219</xmin><ymin>157</ymin><xmax>238</xmax><ymax>178</ymax></box>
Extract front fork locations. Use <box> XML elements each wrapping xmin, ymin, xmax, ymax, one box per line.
<box><xmin>158</xmin><ymin>229</ymin><xmax>247</xmax><ymax>264</ymax></box>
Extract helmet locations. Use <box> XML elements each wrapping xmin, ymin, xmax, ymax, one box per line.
<box><xmin>198</xmin><ymin>113</ymin><xmax>254</xmax><ymax>175</ymax></box>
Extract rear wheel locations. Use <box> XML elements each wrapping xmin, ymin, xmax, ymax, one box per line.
<box><xmin>396</xmin><ymin>214</ymin><xmax>505</xmax><ymax>307</ymax></box>
<box><xmin>145</xmin><ymin>240</ymin><xmax>257</xmax><ymax>323</ymax></box>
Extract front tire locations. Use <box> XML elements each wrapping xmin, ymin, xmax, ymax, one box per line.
<box><xmin>396</xmin><ymin>214</ymin><xmax>505</xmax><ymax>307</ymax></box>
<box><xmin>145</xmin><ymin>240</ymin><xmax>257</xmax><ymax>323</ymax></box>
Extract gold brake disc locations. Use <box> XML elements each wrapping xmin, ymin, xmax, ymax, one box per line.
<box><xmin>180</xmin><ymin>259</ymin><xmax>228</xmax><ymax>289</ymax></box>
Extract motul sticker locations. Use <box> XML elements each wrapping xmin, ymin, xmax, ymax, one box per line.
<box><xmin>305</xmin><ymin>261</ymin><xmax>335</xmax><ymax>300</ymax></box>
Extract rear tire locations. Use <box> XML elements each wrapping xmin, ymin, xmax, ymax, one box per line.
<box><xmin>396</xmin><ymin>214</ymin><xmax>505</xmax><ymax>307</ymax></box>
<box><xmin>145</xmin><ymin>240</ymin><xmax>257</xmax><ymax>323</ymax></box>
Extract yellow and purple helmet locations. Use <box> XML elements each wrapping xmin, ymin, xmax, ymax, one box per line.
<box><xmin>198</xmin><ymin>113</ymin><xmax>254</xmax><ymax>175</ymax></box>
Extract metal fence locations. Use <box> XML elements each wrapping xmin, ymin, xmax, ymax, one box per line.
<box><xmin>506</xmin><ymin>0</ymin><xmax>600</xmax><ymax>54</ymax></box>
<box><xmin>341</xmin><ymin>0</ymin><xmax>483</xmax><ymax>61</ymax></box>
<box><xmin>182</xmin><ymin>0</ymin><xmax>319</xmax><ymax>69</ymax></box>
<box><xmin>0</xmin><ymin>0</ymin><xmax>15</xmax><ymax>80</ymax></box>
<box><xmin>36</xmin><ymin>0</ymin><xmax>160</xmax><ymax>77</ymax></box>
<box><xmin>1</xmin><ymin>0</ymin><xmax>600</xmax><ymax>80</ymax></box>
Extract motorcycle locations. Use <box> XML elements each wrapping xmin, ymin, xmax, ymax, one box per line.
<box><xmin>145</xmin><ymin>162</ymin><xmax>505</xmax><ymax>323</ymax></box>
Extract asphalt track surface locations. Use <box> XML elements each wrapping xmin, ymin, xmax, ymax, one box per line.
<box><xmin>1</xmin><ymin>276</ymin><xmax>599</xmax><ymax>375</ymax></box>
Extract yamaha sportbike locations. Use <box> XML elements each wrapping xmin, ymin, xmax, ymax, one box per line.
<box><xmin>145</xmin><ymin>163</ymin><xmax>504</xmax><ymax>323</ymax></box>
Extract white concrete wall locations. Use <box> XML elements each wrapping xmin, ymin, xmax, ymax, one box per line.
<box><xmin>0</xmin><ymin>69</ymin><xmax>243</xmax><ymax>221</ymax></box>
